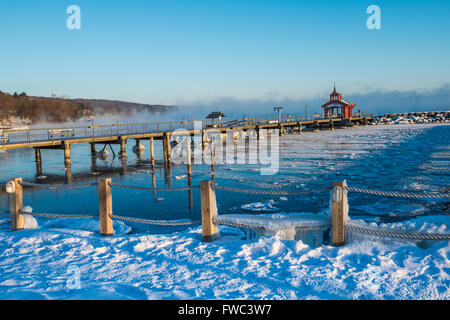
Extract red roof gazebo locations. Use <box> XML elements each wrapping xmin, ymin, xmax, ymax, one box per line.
<box><xmin>321</xmin><ymin>86</ymin><xmax>356</xmax><ymax>119</ymax></box>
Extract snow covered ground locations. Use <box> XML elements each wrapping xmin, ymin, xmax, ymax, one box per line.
<box><xmin>0</xmin><ymin>214</ymin><xmax>448</xmax><ymax>300</ymax></box>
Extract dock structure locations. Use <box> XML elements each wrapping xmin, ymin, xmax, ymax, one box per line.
<box><xmin>0</xmin><ymin>115</ymin><xmax>373</xmax><ymax>177</ymax></box>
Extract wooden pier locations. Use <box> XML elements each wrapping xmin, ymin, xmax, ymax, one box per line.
<box><xmin>0</xmin><ymin>115</ymin><xmax>373</xmax><ymax>177</ymax></box>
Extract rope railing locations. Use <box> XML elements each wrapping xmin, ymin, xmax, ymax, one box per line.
<box><xmin>19</xmin><ymin>180</ymin><xmax>96</xmax><ymax>191</ymax></box>
<box><xmin>346</xmin><ymin>223</ymin><xmax>450</xmax><ymax>241</ymax></box>
<box><xmin>213</xmin><ymin>184</ymin><xmax>331</xmax><ymax>196</ymax></box>
<box><xmin>109</xmin><ymin>182</ymin><xmax>200</xmax><ymax>192</ymax></box>
<box><xmin>20</xmin><ymin>210</ymin><xmax>98</xmax><ymax>219</ymax></box>
<box><xmin>110</xmin><ymin>214</ymin><xmax>199</xmax><ymax>226</ymax></box>
<box><xmin>5</xmin><ymin>177</ymin><xmax>450</xmax><ymax>245</ymax></box>
<box><xmin>212</xmin><ymin>217</ymin><xmax>266</xmax><ymax>231</ymax></box>
<box><xmin>345</xmin><ymin>186</ymin><xmax>450</xmax><ymax>199</ymax></box>
<box><xmin>212</xmin><ymin>217</ymin><xmax>331</xmax><ymax>232</ymax></box>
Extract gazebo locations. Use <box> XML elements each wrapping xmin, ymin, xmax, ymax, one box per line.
<box><xmin>321</xmin><ymin>86</ymin><xmax>356</xmax><ymax>119</ymax></box>
<box><xmin>206</xmin><ymin>111</ymin><xmax>225</xmax><ymax>127</ymax></box>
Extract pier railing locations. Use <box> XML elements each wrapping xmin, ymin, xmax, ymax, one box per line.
<box><xmin>0</xmin><ymin>113</ymin><xmax>375</xmax><ymax>147</ymax></box>
<box><xmin>3</xmin><ymin>177</ymin><xmax>450</xmax><ymax>245</ymax></box>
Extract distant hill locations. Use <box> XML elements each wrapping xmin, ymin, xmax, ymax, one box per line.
<box><xmin>0</xmin><ymin>91</ymin><xmax>177</xmax><ymax>125</ymax></box>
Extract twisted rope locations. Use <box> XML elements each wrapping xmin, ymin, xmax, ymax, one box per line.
<box><xmin>213</xmin><ymin>217</ymin><xmax>330</xmax><ymax>232</ymax></box>
<box><xmin>22</xmin><ymin>211</ymin><xmax>98</xmax><ymax>219</ymax></box>
<box><xmin>109</xmin><ymin>182</ymin><xmax>200</xmax><ymax>192</ymax></box>
<box><xmin>345</xmin><ymin>224</ymin><xmax>450</xmax><ymax>241</ymax></box>
<box><xmin>19</xmin><ymin>181</ymin><xmax>96</xmax><ymax>191</ymax></box>
<box><xmin>110</xmin><ymin>214</ymin><xmax>199</xmax><ymax>226</ymax></box>
<box><xmin>212</xmin><ymin>218</ymin><xmax>266</xmax><ymax>230</ymax></box>
<box><xmin>295</xmin><ymin>225</ymin><xmax>331</xmax><ymax>231</ymax></box>
<box><xmin>213</xmin><ymin>184</ymin><xmax>331</xmax><ymax>196</ymax></box>
<box><xmin>345</xmin><ymin>187</ymin><xmax>450</xmax><ymax>199</ymax></box>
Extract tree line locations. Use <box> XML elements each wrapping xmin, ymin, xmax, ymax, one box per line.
<box><xmin>0</xmin><ymin>91</ymin><xmax>175</xmax><ymax>124</ymax></box>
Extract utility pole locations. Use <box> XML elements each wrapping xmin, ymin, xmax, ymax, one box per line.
<box><xmin>273</xmin><ymin>107</ymin><xmax>283</xmax><ymax>123</ymax></box>
<box><xmin>305</xmin><ymin>104</ymin><xmax>308</xmax><ymax>120</ymax></box>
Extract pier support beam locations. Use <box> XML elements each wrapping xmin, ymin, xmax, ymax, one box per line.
<box><xmin>188</xmin><ymin>175</ymin><xmax>193</xmax><ymax>212</ymax></box>
<box><xmin>297</xmin><ymin>122</ymin><xmax>302</xmax><ymax>134</ymax></box>
<box><xmin>163</xmin><ymin>133</ymin><xmax>171</xmax><ymax>166</ymax></box>
<box><xmin>329</xmin><ymin>120</ymin><xmax>334</xmax><ymax>131</ymax></box>
<box><xmin>186</xmin><ymin>139</ymin><xmax>192</xmax><ymax>177</ymax></box>
<box><xmin>150</xmin><ymin>137</ymin><xmax>155</xmax><ymax>167</ymax></box>
<box><xmin>201</xmin><ymin>130</ymin><xmax>207</xmax><ymax>150</ymax></box>
<box><xmin>35</xmin><ymin>148</ymin><xmax>43</xmax><ymax>177</ymax></box>
<box><xmin>90</xmin><ymin>143</ymin><xmax>96</xmax><ymax>157</ymax></box>
<box><xmin>314</xmin><ymin>120</ymin><xmax>319</xmax><ymax>132</ymax></box>
<box><xmin>64</xmin><ymin>142</ymin><xmax>71</xmax><ymax>166</ymax></box>
<box><xmin>278</xmin><ymin>124</ymin><xmax>284</xmax><ymax>136</ymax></box>
<box><xmin>135</xmin><ymin>139</ymin><xmax>142</xmax><ymax>149</ymax></box>
<box><xmin>90</xmin><ymin>143</ymin><xmax>97</xmax><ymax>171</ymax></box>
<box><xmin>119</xmin><ymin>138</ymin><xmax>127</xmax><ymax>159</ymax></box>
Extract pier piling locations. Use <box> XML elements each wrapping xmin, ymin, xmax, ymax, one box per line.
<box><xmin>331</xmin><ymin>181</ymin><xmax>347</xmax><ymax>246</ymax></box>
<box><xmin>8</xmin><ymin>178</ymin><xmax>23</xmax><ymax>231</ymax></box>
<box><xmin>119</xmin><ymin>138</ymin><xmax>127</xmax><ymax>159</ymax></box>
<box><xmin>200</xmin><ymin>180</ymin><xmax>217</xmax><ymax>242</ymax></box>
<box><xmin>98</xmin><ymin>178</ymin><xmax>113</xmax><ymax>236</ymax></box>
<box><xmin>150</xmin><ymin>137</ymin><xmax>155</xmax><ymax>167</ymax></box>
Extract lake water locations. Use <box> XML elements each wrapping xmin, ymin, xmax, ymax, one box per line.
<box><xmin>0</xmin><ymin>124</ymin><xmax>448</xmax><ymax>233</ymax></box>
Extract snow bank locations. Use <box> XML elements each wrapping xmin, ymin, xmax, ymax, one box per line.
<box><xmin>0</xmin><ymin>217</ymin><xmax>448</xmax><ymax>300</ymax></box>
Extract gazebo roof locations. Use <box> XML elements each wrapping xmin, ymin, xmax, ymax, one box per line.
<box><xmin>206</xmin><ymin>112</ymin><xmax>225</xmax><ymax>119</ymax></box>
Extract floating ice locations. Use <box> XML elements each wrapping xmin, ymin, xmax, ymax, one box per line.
<box><xmin>241</xmin><ymin>200</ymin><xmax>280</xmax><ymax>213</ymax></box>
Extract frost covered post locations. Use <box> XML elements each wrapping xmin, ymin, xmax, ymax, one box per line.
<box><xmin>98</xmin><ymin>178</ymin><xmax>113</xmax><ymax>236</ymax></box>
<box><xmin>7</xmin><ymin>177</ymin><xmax>24</xmax><ymax>231</ymax></box>
<box><xmin>331</xmin><ymin>181</ymin><xmax>348</xmax><ymax>246</ymax></box>
<box><xmin>200</xmin><ymin>180</ymin><xmax>217</xmax><ymax>242</ymax></box>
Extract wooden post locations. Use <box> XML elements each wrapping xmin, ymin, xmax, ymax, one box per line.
<box><xmin>135</xmin><ymin>139</ymin><xmax>142</xmax><ymax>149</ymax></box>
<box><xmin>119</xmin><ymin>138</ymin><xmax>127</xmax><ymax>159</ymax></box>
<box><xmin>314</xmin><ymin>120</ymin><xmax>319</xmax><ymax>132</ymax></box>
<box><xmin>90</xmin><ymin>143</ymin><xmax>96</xmax><ymax>157</ymax></box>
<box><xmin>186</xmin><ymin>138</ymin><xmax>192</xmax><ymax>176</ymax></box>
<box><xmin>151</xmin><ymin>170</ymin><xmax>157</xmax><ymax>197</ymax></box>
<box><xmin>297</xmin><ymin>122</ymin><xmax>302</xmax><ymax>134</ymax></box>
<box><xmin>64</xmin><ymin>142</ymin><xmax>71</xmax><ymax>166</ymax></box>
<box><xmin>150</xmin><ymin>137</ymin><xmax>155</xmax><ymax>167</ymax></box>
<box><xmin>278</xmin><ymin>124</ymin><xmax>284</xmax><ymax>136</ymax></box>
<box><xmin>35</xmin><ymin>148</ymin><xmax>42</xmax><ymax>163</ymax></box>
<box><xmin>188</xmin><ymin>175</ymin><xmax>193</xmax><ymax>212</ymax></box>
<box><xmin>201</xmin><ymin>130</ymin><xmax>207</xmax><ymax>150</ymax></box>
<box><xmin>35</xmin><ymin>148</ymin><xmax>43</xmax><ymax>177</ymax></box>
<box><xmin>163</xmin><ymin>133</ymin><xmax>171</xmax><ymax>166</ymax></box>
<box><xmin>210</xmin><ymin>136</ymin><xmax>215</xmax><ymax>168</ymax></box>
<box><xmin>98</xmin><ymin>178</ymin><xmax>113</xmax><ymax>236</ymax></box>
<box><xmin>200</xmin><ymin>180</ymin><xmax>217</xmax><ymax>242</ymax></box>
<box><xmin>8</xmin><ymin>178</ymin><xmax>24</xmax><ymax>231</ymax></box>
<box><xmin>331</xmin><ymin>181</ymin><xmax>347</xmax><ymax>246</ymax></box>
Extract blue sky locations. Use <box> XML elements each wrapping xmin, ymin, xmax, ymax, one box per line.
<box><xmin>0</xmin><ymin>0</ymin><xmax>449</xmax><ymax>113</ymax></box>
